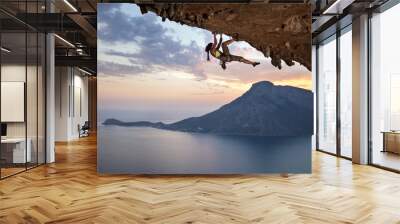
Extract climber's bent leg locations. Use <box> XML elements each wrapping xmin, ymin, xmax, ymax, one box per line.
<box><xmin>221</xmin><ymin>39</ymin><xmax>234</xmax><ymax>55</ymax></box>
<box><xmin>230</xmin><ymin>55</ymin><xmax>259</xmax><ymax>66</ymax></box>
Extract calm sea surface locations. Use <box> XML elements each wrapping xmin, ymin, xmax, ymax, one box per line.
<box><xmin>98</xmin><ymin>126</ymin><xmax>311</xmax><ymax>174</ymax></box>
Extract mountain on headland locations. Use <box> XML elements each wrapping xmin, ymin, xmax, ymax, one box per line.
<box><xmin>103</xmin><ymin>81</ymin><xmax>313</xmax><ymax>136</ymax></box>
<box><xmin>103</xmin><ymin>119</ymin><xmax>166</xmax><ymax>128</ymax></box>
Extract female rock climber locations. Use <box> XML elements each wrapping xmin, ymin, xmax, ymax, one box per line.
<box><xmin>205</xmin><ymin>32</ymin><xmax>260</xmax><ymax>70</ymax></box>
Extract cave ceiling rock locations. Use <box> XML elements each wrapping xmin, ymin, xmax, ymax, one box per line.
<box><xmin>137</xmin><ymin>3</ymin><xmax>311</xmax><ymax>71</ymax></box>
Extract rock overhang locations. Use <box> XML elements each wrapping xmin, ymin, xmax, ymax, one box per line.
<box><xmin>137</xmin><ymin>3</ymin><xmax>311</xmax><ymax>71</ymax></box>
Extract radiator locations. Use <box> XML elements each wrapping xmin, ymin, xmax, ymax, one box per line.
<box><xmin>383</xmin><ymin>132</ymin><xmax>400</xmax><ymax>154</ymax></box>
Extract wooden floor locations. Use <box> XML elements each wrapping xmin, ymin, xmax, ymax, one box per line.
<box><xmin>1</xmin><ymin>135</ymin><xmax>400</xmax><ymax>224</ymax></box>
<box><xmin>1</xmin><ymin>167</ymin><xmax>26</xmax><ymax>178</ymax></box>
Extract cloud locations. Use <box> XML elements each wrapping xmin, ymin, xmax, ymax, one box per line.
<box><xmin>97</xmin><ymin>4</ymin><xmax>311</xmax><ymax>88</ymax></box>
<box><xmin>192</xmin><ymin>53</ymin><xmax>310</xmax><ymax>89</ymax></box>
<box><xmin>98</xmin><ymin>4</ymin><xmax>206</xmax><ymax>79</ymax></box>
<box><xmin>98</xmin><ymin>60</ymin><xmax>147</xmax><ymax>76</ymax></box>
<box><xmin>98</xmin><ymin>4</ymin><xmax>162</xmax><ymax>43</ymax></box>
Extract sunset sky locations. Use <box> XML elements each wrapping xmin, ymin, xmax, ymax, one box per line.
<box><xmin>98</xmin><ymin>3</ymin><xmax>311</xmax><ymax>123</ymax></box>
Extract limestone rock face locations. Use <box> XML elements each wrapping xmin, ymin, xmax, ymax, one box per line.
<box><xmin>137</xmin><ymin>3</ymin><xmax>311</xmax><ymax>71</ymax></box>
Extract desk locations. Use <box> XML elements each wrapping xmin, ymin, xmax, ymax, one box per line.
<box><xmin>1</xmin><ymin>138</ymin><xmax>31</xmax><ymax>163</ymax></box>
<box><xmin>382</xmin><ymin>131</ymin><xmax>400</xmax><ymax>154</ymax></box>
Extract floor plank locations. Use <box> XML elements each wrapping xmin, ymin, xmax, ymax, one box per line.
<box><xmin>1</xmin><ymin>135</ymin><xmax>400</xmax><ymax>224</ymax></box>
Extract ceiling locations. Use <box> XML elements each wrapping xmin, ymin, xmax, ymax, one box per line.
<box><xmin>311</xmin><ymin>0</ymin><xmax>390</xmax><ymax>43</ymax></box>
<box><xmin>4</xmin><ymin>0</ymin><xmax>388</xmax><ymax>73</ymax></box>
<box><xmin>0</xmin><ymin>0</ymin><xmax>97</xmax><ymax>73</ymax></box>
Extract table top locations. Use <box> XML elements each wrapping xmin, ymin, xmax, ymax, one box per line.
<box><xmin>381</xmin><ymin>131</ymin><xmax>400</xmax><ymax>134</ymax></box>
<box><xmin>1</xmin><ymin>138</ymin><xmax>29</xmax><ymax>143</ymax></box>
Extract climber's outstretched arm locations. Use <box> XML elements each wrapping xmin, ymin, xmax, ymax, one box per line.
<box><xmin>212</xmin><ymin>33</ymin><xmax>218</xmax><ymax>49</ymax></box>
<box><xmin>216</xmin><ymin>34</ymin><xmax>223</xmax><ymax>50</ymax></box>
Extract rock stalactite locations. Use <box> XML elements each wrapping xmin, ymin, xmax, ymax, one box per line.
<box><xmin>137</xmin><ymin>3</ymin><xmax>311</xmax><ymax>71</ymax></box>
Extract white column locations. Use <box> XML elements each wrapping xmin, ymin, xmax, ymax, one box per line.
<box><xmin>312</xmin><ymin>45</ymin><xmax>317</xmax><ymax>150</ymax></box>
<box><xmin>352</xmin><ymin>14</ymin><xmax>369</xmax><ymax>164</ymax></box>
<box><xmin>46</xmin><ymin>0</ymin><xmax>55</xmax><ymax>163</ymax></box>
<box><xmin>46</xmin><ymin>33</ymin><xmax>55</xmax><ymax>163</ymax></box>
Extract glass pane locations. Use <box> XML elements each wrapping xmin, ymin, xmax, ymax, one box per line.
<box><xmin>26</xmin><ymin>0</ymin><xmax>38</xmax><ymax>169</ymax></box>
<box><xmin>38</xmin><ymin>33</ymin><xmax>45</xmax><ymax>165</ymax></box>
<box><xmin>318</xmin><ymin>36</ymin><xmax>337</xmax><ymax>154</ymax></box>
<box><xmin>27</xmin><ymin>31</ymin><xmax>38</xmax><ymax>169</ymax></box>
<box><xmin>340</xmin><ymin>29</ymin><xmax>352</xmax><ymax>158</ymax></box>
<box><xmin>1</xmin><ymin>31</ymin><xmax>27</xmax><ymax>177</ymax></box>
<box><xmin>371</xmin><ymin>3</ymin><xmax>400</xmax><ymax>171</ymax></box>
<box><xmin>0</xmin><ymin>1</ymin><xmax>46</xmax><ymax>178</ymax></box>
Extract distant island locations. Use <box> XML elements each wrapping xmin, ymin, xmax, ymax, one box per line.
<box><xmin>103</xmin><ymin>81</ymin><xmax>313</xmax><ymax>136</ymax></box>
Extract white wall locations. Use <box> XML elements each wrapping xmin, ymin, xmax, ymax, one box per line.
<box><xmin>1</xmin><ymin>63</ymin><xmax>46</xmax><ymax>164</ymax></box>
<box><xmin>55</xmin><ymin>67</ymin><xmax>89</xmax><ymax>141</ymax></box>
<box><xmin>1</xmin><ymin>65</ymin><xmax>26</xmax><ymax>140</ymax></box>
<box><xmin>1</xmin><ymin>65</ymin><xmax>37</xmax><ymax>138</ymax></box>
<box><xmin>55</xmin><ymin>66</ymin><xmax>70</xmax><ymax>141</ymax></box>
<box><xmin>72</xmin><ymin>73</ymin><xmax>89</xmax><ymax>138</ymax></box>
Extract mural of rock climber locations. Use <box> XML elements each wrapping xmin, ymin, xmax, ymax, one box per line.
<box><xmin>97</xmin><ymin>2</ymin><xmax>313</xmax><ymax>174</ymax></box>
